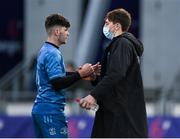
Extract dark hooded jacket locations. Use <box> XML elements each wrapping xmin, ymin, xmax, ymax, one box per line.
<box><xmin>90</xmin><ymin>32</ymin><xmax>148</xmax><ymax>138</ymax></box>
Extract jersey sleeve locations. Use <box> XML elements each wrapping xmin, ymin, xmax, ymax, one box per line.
<box><xmin>44</xmin><ymin>51</ymin><xmax>65</xmax><ymax>80</ymax></box>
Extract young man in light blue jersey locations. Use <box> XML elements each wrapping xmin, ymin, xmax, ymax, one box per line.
<box><xmin>32</xmin><ymin>13</ymin><xmax>100</xmax><ymax>138</ymax></box>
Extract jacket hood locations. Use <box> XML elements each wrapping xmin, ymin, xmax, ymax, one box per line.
<box><xmin>121</xmin><ymin>32</ymin><xmax>144</xmax><ymax>56</ymax></box>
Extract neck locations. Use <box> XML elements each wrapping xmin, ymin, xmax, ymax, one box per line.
<box><xmin>114</xmin><ymin>29</ymin><xmax>124</xmax><ymax>37</ymax></box>
<box><xmin>47</xmin><ymin>37</ymin><xmax>61</xmax><ymax>47</ymax></box>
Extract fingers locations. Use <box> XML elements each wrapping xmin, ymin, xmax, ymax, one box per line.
<box><xmin>79</xmin><ymin>95</ymin><xmax>96</xmax><ymax>110</ymax></box>
<box><xmin>78</xmin><ymin>63</ymin><xmax>94</xmax><ymax>78</ymax></box>
<box><xmin>78</xmin><ymin>62</ymin><xmax>101</xmax><ymax>78</ymax></box>
<box><xmin>85</xmin><ymin>64</ymin><xmax>94</xmax><ymax>76</ymax></box>
<box><xmin>92</xmin><ymin>62</ymin><xmax>101</xmax><ymax>75</ymax></box>
<box><xmin>92</xmin><ymin>62</ymin><xmax>101</xmax><ymax>69</ymax></box>
<box><xmin>79</xmin><ymin>99</ymin><xmax>92</xmax><ymax>110</ymax></box>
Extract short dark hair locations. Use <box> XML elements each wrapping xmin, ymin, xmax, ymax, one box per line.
<box><xmin>106</xmin><ymin>8</ymin><xmax>131</xmax><ymax>31</ymax></box>
<box><xmin>45</xmin><ymin>13</ymin><xmax>70</xmax><ymax>31</ymax></box>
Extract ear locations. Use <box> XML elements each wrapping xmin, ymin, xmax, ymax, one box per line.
<box><xmin>54</xmin><ymin>28</ymin><xmax>59</xmax><ymax>36</ymax></box>
<box><xmin>116</xmin><ymin>23</ymin><xmax>121</xmax><ymax>29</ymax></box>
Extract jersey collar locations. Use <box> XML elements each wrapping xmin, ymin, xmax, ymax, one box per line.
<box><xmin>45</xmin><ymin>41</ymin><xmax>59</xmax><ymax>49</ymax></box>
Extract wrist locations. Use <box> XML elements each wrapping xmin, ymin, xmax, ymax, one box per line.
<box><xmin>75</xmin><ymin>71</ymin><xmax>82</xmax><ymax>79</ymax></box>
<box><xmin>90</xmin><ymin>91</ymin><xmax>98</xmax><ymax>101</ymax></box>
<box><xmin>77</xmin><ymin>69</ymin><xmax>84</xmax><ymax>78</ymax></box>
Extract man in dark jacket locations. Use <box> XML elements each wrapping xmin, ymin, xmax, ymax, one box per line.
<box><xmin>79</xmin><ymin>8</ymin><xmax>148</xmax><ymax>137</ymax></box>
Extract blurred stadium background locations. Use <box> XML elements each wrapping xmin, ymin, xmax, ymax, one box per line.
<box><xmin>0</xmin><ymin>0</ymin><xmax>180</xmax><ymax>137</ymax></box>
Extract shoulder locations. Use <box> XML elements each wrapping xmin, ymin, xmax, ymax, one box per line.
<box><xmin>40</xmin><ymin>45</ymin><xmax>62</xmax><ymax>63</ymax></box>
<box><xmin>117</xmin><ymin>37</ymin><xmax>133</xmax><ymax>46</ymax></box>
<box><xmin>45</xmin><ymin>43</ymin><xmax>61</xmax><ymax>56</ymax></box>
<box><xmin>113</xmin><ymin>37</ymin><xmax>133</xmax><ymax>52</ymax></box>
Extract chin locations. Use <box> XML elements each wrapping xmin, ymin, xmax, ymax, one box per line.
<box><xmin>60</xmin><ymin>41</ymin><xmax>66</xmax><ymax>45</ymax></box>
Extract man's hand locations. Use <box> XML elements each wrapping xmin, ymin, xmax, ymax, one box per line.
<box><xmin>78</xmin><ymin>63</ymin><xmax>94</xmax><ymax>78</ymax></box>
<box><xmin>79</xmin><ymin>95</ymin><xmax>96</xmax><ymax>110</ymax></box>
<box><xmin>92</xmin><ymin>62</ymin><xmax>101</xmax><ymax>76</ymax></box>
<box><xmin>83</xmin><ymin>62</ymin><xmax>101</xmax><ymax>81</ymax></box>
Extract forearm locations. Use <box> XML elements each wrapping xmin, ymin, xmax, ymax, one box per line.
<box><xmin>90</xmin><ymin>72</ymin><xmax>123</xmax><ymax>100</ymax></box>
<box><xmin>50</xmin><ymin>72</ymin><xmax>81</xmax><ymax>90</ymax></box>
<box><xmin>66</xmin><ymin>72</ymin><xmax>75</xmax><ymax>76</ymax></box>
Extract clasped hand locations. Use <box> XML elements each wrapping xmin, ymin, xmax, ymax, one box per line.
<box><xmin>77</xmin><ymin>62</ymin><xmax>101</xmax><ymax>80</ymax></box>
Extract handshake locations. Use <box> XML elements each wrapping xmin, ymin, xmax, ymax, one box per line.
<box><xmin>76</xmin><ymin>62</ymin><xmax>101</xmax><ymax>110</ymax></box>
<box><xmin>77</xmin><ymin>62</ymin><xmax>101</xmax><ymax>81</ymax></box>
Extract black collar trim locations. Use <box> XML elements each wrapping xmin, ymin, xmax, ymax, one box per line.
<box><xmin>45</xmin><ymin>41</ymin><xmax>59</xmax><ymax>49</ymax></box>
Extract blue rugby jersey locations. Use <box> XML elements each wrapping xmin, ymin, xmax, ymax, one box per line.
<box><xmin>32</xmin><ymin>42</ymin><xmax>66</xmax><ymax>114</ymax></box>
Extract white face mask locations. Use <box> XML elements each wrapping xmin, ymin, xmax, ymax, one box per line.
<box><xmin>103</xmin><ymin>26</ymin><xmax>113</xmax><ymax>40</ymax></box>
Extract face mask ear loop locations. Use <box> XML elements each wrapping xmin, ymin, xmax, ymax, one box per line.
<box><xmin>112</xmin><ymin>23</ymin><xmax>119</xmax><ymax>37</ymax></box>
